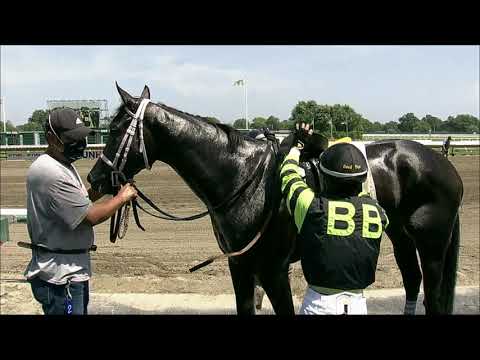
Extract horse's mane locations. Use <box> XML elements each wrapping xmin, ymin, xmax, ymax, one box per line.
<box><xmin>157</xmin><ymin>102</ymin><xmax>243</xmax><ymax>151</ymax></box>
<box><xmin>112</xmin><ymin>100</ymin><xmax>244</xmax><ymax>152</ymax></box>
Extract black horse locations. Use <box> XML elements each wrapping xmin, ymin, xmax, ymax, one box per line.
<box><xmin>87</xmin><ymin>84</ymin><xmax>463</xmax><ymax>315</ymax></box>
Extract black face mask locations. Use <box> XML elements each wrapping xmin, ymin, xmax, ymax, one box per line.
<box><xmin>63</xmin><ymin>139</ymin><xmax>87</xmax><ymax>163</ymax></box>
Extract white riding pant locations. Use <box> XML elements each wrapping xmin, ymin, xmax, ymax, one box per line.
<box><xmin>299</xmin><ymin>287</ymin><xmax>368</xmax><ymax>315</ymax></box>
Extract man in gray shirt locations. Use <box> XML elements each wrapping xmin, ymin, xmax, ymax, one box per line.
<box><xmin>25</xmin><ymin>108</ymin><xmax>137</xmax><ymax>315</ymax></box>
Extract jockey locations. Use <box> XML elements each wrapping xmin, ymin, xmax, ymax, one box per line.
<box><xmin>280</xmin><ymin>122</ymin><xmax>389</xmax><ymax>315</ymax></box>
<box><xmin>442</xmin><ymin>136</ymin><xmax>453</xmax><ymax>158</ymax></box>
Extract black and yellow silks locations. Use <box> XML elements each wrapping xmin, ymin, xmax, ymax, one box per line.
<box><xmin>280</xmin><ymin>147</ymin><xmax>389</xmax><ymax>290</ymax></box>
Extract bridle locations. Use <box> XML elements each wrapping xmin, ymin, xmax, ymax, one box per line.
<box><xmin>100</xmin><ymin>99</ymin><xmax>151</xmax><ymax>187</ymax></box>
<box><xmin>98</xmin><ymin>98</ymin><xmax>278</xmax><ymax>271</ymax></box>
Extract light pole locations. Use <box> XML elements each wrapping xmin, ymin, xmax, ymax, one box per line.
<box><xmin>234</xmin><ymin>79</ymin><xmax>248</xmax><ymax>130</ymax></box>
<box><xmin>1</xmin><ymin>96</ymin><xmax>6</xmax><ymax>146</ymax></box>
<box><xmin>245</xmin><ymin>80</ymin><xmax>248</xmax><ymax>130</ymax></box>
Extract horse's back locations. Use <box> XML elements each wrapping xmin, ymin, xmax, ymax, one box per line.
<box><xmin>367</xmin><ymin>139</ymin><xmax>463</xmax><ymax>212</ymax></box>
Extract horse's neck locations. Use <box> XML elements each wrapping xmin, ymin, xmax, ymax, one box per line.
<box><xmin>151</xmin><ymin>112</ymin><xmax>261</xmax><ymax>208</ymax></box>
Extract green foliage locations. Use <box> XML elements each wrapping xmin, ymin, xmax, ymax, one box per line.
<box><xmin>5</xmin><ymin>121</ymin><xmax>17</xmax><ymax>132</ymax></box>
<box><xmin>398</xmin><ymin>113</ymin><xmax>420</xmax><ymax>133</ymax></box>
<box><xmin>250</xmin><ymin>117</ymin><xmax>267</xmax><ymax>129</ymax></box>
<box><xmin>265</xmin><ymin>116</ymin><xmax>280</xmax><ymax>130</ymax></box>
<box><xmin>232</xmin><ymin>118</ymin><xmax>246</xmax><ymax>129</ymax></box>
<box><xmin>439</xmin><ymin>114</ymin><xmax>479</xmax><ymax>133</ymax></box>
<box><xmin>17</xmin><ymin>109</ymin><xmax>49</xmax><ymax>131</ymax></box>
<box><xmin>413</xmin><ymin>120</ymin><xmax>431</xmax><ymax>133</ymax></box>
<box><xmin>421</xmin><ymin>114</ymin><xmax>442</xmax><ymax>132</ymax></box>
<box><xmin>279</xmin><ymin>120</ymin><xmax>294</xmax><ymax>130</ymax></box>
<box><xmin>383</xmin><ymin>121</ymin><xmax>399</xmax><ymax>133</ymax></box>
<box><xmin>17</xmin><ymin>121</ymin><xmax>44</xmax><ymax>131</ymax></box>
<box><xmin>289</xmin><ymin>101</ymin><xmax>369</xmax><ymax>139</ymax></box>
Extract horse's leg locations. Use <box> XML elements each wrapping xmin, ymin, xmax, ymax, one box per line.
<box><xmin>228</xmin><ymin>259</ymin><xmax>256</xmax><ymax>315</ymax></box>
<box><xmin>386</xmin><ymin>223</ymin><xmax>422</xmax><ymax>315</ymax></box>
<box><xmin>406</xmin><ymin>204</ymin><xmax>457</xmax><ymax>315</ymax></box>
<box><xmin>254</xmin><ymin>275</ymin><xmax>265</xmax><ymax>310</ymax></box>
<box><xmin>256</xmin><ymin>266</ymin><xmax>295</xmax><ymax>315</ymax></box>
<box><xmin>254</xmin><ymin>266</ymin><xmax>293</xmax><ymax>310</ymax></box>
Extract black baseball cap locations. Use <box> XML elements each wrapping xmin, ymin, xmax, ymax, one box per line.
<box><xmin>47</xmin><ymin>108</ymin><xmax>94</xmax><ymax>143</ymax></box>
<box><xmin>319</xmin><ymin>143</ymin><xmax>368</xmax><ymax>179</ymax></box>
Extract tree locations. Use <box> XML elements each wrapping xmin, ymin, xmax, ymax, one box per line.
<box><xmin>384</xmin><ymin>121</ymin><xmax>399</xmax><ymax>133</ymax></box>
<box><xmin>327</xmin><ymin>104</ymin><xmax>365</xmax><ymax>139</ymax></box>
<box><xmin>290</xmin><ymin>100</ymin><xmax>320</xmax><ymax>127</ymax></box>
<box><xmin>17</xmin><ymin>121</ymin><xmax>44</xmax><ymax>131</ymax></box>
<box><xmin>4</xmin><ymin>120</ymin><xmax>17</xmax><ymax>132</ymax></box>
<box><xmin>265</xmin><ymin>116</ymin><xmax>280</xmax><ymax>130</ymax></box>
<box><xmin>278</xmin><ymin>120</ymin><xmax>293</xmax><ymax>130</ymax></box>
<box><xmin>398</xmin><ymin>113</ymin><xmax>420</xmax><ymax>133</ymax></box>
<box><xmin>440</xmin><ymin>114</ymin><xmax>479</xmax><ymax>133</ymax></box>
<box><xmin>232</xmin><ymin>118</ymin><xmax>246</xmax><ymax>129</ymax></box>
<box><xmin>249</xmin><ymin>117</ymin><xmax>267</xmax><ymax>129</ymax></box>
<box><xmin>290</xmin><ymin>101</ymin><xmax>332</xmax><ymax>134</ymax></box>
<box><xmin>17</xmin><ymin>109</ymin><xmax>49</xmax><ymax>131</ymax></box>
<box><xmin>359</xmin><ymin>118</ymin><xmax>373</xmax><ymax>132</ymax></box>
<box><xmin>29</xmin><ymin>109</ymin><xmax>49</xmax><ymax>126</ymax></box>
<box><xmin>372</xmin><ymin>122</ymin><xmax>385</xmax><ymax>132</ymax></box>
<box><xmin>290</xmin><ymin>101</ymin><xmax>371</xmax><ymax>139</ymax></box>
<box><xmin>421</xmin><ymin>114</ymin><xmax>442</xmax><ymax>133</ymax></box>
<box><xmin>413</xmin><ymin>120</ymin><xmax>431</xmax><ymax>133</ymax></box>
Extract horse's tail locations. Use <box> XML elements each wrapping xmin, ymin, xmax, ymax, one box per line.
<box><xmin>440</xmin><ymin>212</ymin><xmax>461</xmax><ymax>314</ymax></box>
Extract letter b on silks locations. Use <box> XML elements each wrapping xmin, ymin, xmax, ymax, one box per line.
<box><xmin>327</xmin><ymin>201</ymin><xmax>385</xmax><ymax>239</ymax></box>
<box><xmin>327</xmin><ymin>201</ymin><xmax>356</xmax><ymax>236</ymax></box>
<box><xmin>362</xmin><ymin>204</ymin><xmax>382</xmax><ymax>239</ymax></box>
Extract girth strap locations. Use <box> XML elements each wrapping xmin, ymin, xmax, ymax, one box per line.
<box><xmin>189</xmin><ymin>209</ymin><xmax>273</xmax><ymax>272</ymax></box>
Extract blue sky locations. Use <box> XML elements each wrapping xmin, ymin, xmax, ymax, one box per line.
<box><xmin>1</xmin><ymin>45</ymin><xmax>478</xmax><ymax>126</ymax></box>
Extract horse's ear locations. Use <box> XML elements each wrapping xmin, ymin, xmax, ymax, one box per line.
<box><xmin>116</xmin><ymin>81</ymin><xmax>136</xmax><ymax>108</ymax></box>
<box><xmin>141</xmin><ymin>85</ymin><xmax>151</xmax><ymax>99</ymax></box>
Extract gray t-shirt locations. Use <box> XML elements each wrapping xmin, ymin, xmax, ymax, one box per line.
<box><xmin>24</xmin><ymin>154</ymin><xmax>94</xmax><ymax>284</ymax></box>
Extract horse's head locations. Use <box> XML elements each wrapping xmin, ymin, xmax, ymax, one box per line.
<box><xmin>87</xmin><ymin>83</ymin><xmax>157</xmax><ymax>194</ymax></box>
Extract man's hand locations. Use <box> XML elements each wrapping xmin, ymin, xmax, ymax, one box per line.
<box><xmin>117</xmin><ymin>183</ymin><xmax>138</xmax><ymax>203</ymax></box>
<box><xmin>294</xmin><ymin>122</ymin><xmax>314</xmax><ymax>150</ymax></box>
<box><xmin>84</xmin><ymin>183</ymin><xmax>138</xmax><ymax>226</ymax></box>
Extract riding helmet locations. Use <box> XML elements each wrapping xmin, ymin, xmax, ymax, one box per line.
<box><xmin>319</xmin><ymin>143</ymin><xmax>368</xmax><ymax>182</ymax></box>
<box><xmin>248</xmin><ymin>129</ymin><xmax>266</xmax><ymax>140</ymax></box>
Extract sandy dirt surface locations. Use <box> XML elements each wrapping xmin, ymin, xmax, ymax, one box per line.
<box><xmin>1</xmin><ymin>155</ymin><xmax>479</xmax><ymax>314</ymax></box>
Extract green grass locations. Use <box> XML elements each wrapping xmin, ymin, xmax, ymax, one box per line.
<box><xmin>449</xmin><ymin>148</ymin><xmax>480</xmax><ymax>156</ymax></box>
<box><xmin>363</xmin><ymin>135</ymin><xmax>479</xmax><ymax>141</ymax></box>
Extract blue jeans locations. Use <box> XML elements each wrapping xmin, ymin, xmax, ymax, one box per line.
<box><xmin>29</xmin><ymin>277</ymin><xmax>89</xmax><ymax>315</ymax></box>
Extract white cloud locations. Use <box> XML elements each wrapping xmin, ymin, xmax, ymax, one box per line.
<box><xmin>1</xmin><ymin>45</ymin><xmax>478</xmax><ymax>125</ymax></box>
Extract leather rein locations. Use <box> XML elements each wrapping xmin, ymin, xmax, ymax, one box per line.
<box><xmin>99</xmin><ymin>99</ymin><xmax>277</xmax><ymax>271</ymax></box>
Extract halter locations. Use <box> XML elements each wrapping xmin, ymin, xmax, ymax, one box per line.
<box><xmin>100</xmin><ymin>99</ymin><xmax>151</xmax><ymax>187</ymax></box>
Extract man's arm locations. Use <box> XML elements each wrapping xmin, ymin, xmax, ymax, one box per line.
<box><xmin>280</xmin><ymin>147</ymin><xmax>315</xmax><ymax>233</ymax></box>
<box><xmin>83</xmin><ymin>184</ymin><xmax>137</xmax><ymax>226</ymax></box>
<box><xmin>88</xmin><ymin>188</ymin><xmax>104</xmax><ymax>202</ymax></box>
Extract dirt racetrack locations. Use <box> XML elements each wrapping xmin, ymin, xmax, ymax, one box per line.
<box><xmin>1</xmin><ymin>154</ymin><xmax>479</xmax><ymax>308</ymax></box>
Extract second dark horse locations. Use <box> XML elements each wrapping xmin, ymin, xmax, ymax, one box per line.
<box><xmin>87</xmin><ymin>85</ymin><xmax>463</xmax><ymax>315</ymax></box>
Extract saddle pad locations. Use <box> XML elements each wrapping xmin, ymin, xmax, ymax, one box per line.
<box><xmin>327</xmin><ymin>137</ymin><xmax>377</xmax><ymax>200</ymax></box>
